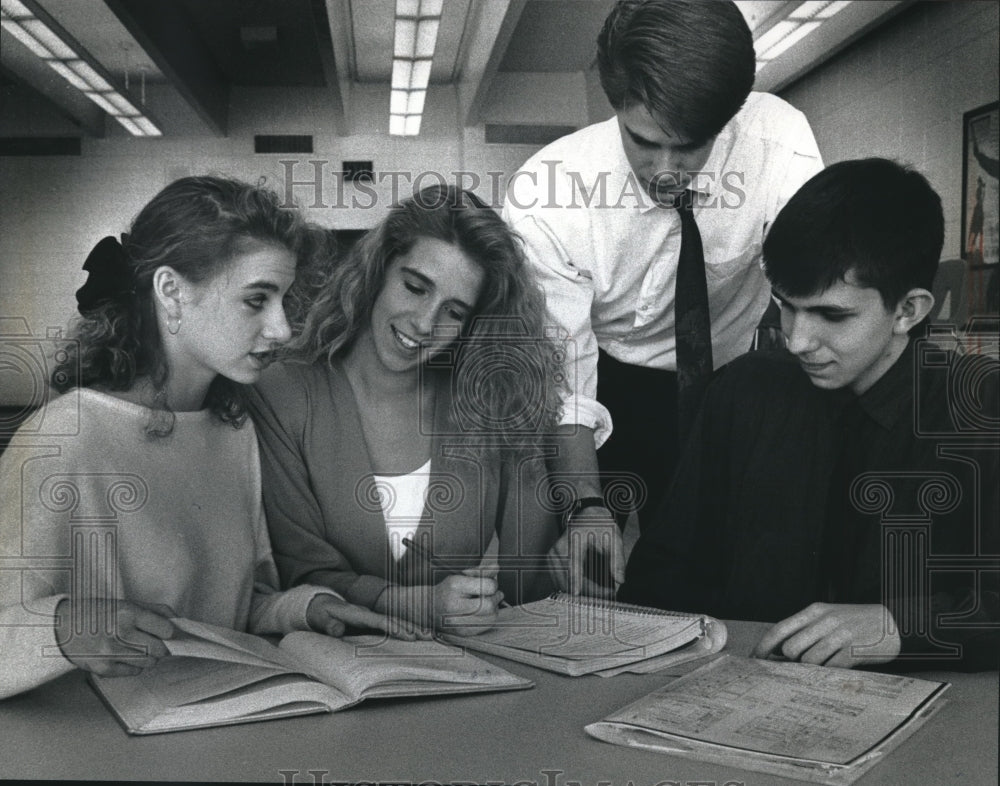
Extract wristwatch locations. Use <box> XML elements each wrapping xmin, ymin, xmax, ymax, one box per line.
<box><xmin>562</xmin><ymin>496</ymin><xmax>609</xmax><ymax>532</ymax></box>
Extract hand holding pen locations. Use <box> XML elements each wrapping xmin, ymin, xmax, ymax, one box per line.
<box><xmin>402</xmin><ymin>537</ymin><xmax>507</xmax><ymax>636</ymax></box>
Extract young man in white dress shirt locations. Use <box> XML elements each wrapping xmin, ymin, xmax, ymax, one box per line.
<box><xmin>502</xmin><ymin>0</ymin><xmax>823</xmax><ymax>595</ymax></box>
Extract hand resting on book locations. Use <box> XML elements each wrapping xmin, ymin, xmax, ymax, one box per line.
<box><xmin>56</xmin><ymin>597</ymin><xmax>176</xmax><ymax>678</ymax></box>
<box><xmin>752</xmin><ymin>602</ymin><xmax>902</xmax><ymax>668</ymax></box>
<box><xmin>56</xmin><ymin>593</ymin><xmax>426</xmax><ymax>682</ymax></box>
<box><xmin>306</xmin><ymin>593</ymin><xmax>426</xmax><ymax>640</ymax></box>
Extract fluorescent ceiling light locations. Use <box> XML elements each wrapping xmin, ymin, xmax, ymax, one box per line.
<box><xmin>415</xmin><ymin>19</ymin><xmax>439</xmax><ymax>58</ymax></box>
<box><xmin>406</xmin><ymin>90</ymin><xmax>426</xmax><ymax>116</ymax></box>
<box><xmin>46</xmin><ymin>59</ymin><xmax>89</xmax><ymax>90</ymax></box>
<box><xmin>756</xmin><ymin>0</ymin><xmax>851</xmax><ymax>64</ymax></box>
<box><xmin>389</xmin><ymin>0</ymin><xmax>441</xmax><ymax>136</ymax></box>
<box><xmin>790</xmin><ymin>1</ymin><xmax>831</xmax><ymax>20</ymax></box>
<box><xmin>1</xmin><ymin>17</ymin><xmax>52</xmax><ymax>57</ymax></box>
<box><xmin>396</xmin><ymin>0</ymin><xmax>443</xmax><ymax>16</ymax></box>
<box><xmin>411</xmin><ymin>59</ymin><xmax>432</xmax><ymax>89</ymax></box>
<box><xmin>760</xmin><ymin>20</ymin><xmax>821</xmax><ymax>59</ymax></box>
<box><xmin>394</xmin><ymin>19</ymin><xmax>416</xmax><ymax>57</ymax></box>
<box><xmin>817</xmin><ymin>1</ymin><xmax>851</xmax><ymax>18</ymax></box>
<box><xmin>1</xmin><ymin>0</ymin><xmax>161</xmax><ymax>137</ymax></box>
<box><xmin>391</xmin><ymin>59</ymin><xmax>412</xmax><ymax>89</ymax></box>
<box><xmin>755</xmin><ymin>20</ymin><xmax>797</xmax><ymax>56</ymax></box>
<box><xmin>104</xmin><ymin>92</ymin><xmax>139</xmax><ymax>115</ymax></box>
<box><xmin>0</xmin><ymin>0</ymin><xmax>32</xmax><ymax>16</ymax></box>
<box><xmin>85</xmin><ymin>91</ymin><xmax>121</xmax><ymax>115</ymax></box>
<box><xmin>134</xmin><ymin>117</ymin><xmax>161</xmax><ymax>137</ymax></box>
<box><xmin>68</xmin><ymin>60</ymin><xmax>113</xmax><ymax>92</ymax></box>
<box><xmin>21</xmin><ymin>18</ymin><xmax>74</xmax><ymax>57</ymax></box>
<box><xmin>115</xmin><ymin>116</ymin><xmax>143</xmax><ymax>135</ymax></box>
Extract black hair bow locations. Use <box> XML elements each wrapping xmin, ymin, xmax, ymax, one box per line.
<box><xmin>75</xmin><ymin>235</ymin><xmax>132</xmax><ymax>314</ymax></box>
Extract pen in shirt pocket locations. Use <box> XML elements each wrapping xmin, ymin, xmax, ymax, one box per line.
<box><xmin>401</xmin><ymin>536</ymin><xmax>511</xmax><ymax>609</ymax></box>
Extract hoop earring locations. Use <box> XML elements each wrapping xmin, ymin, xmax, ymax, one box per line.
<box><xmin>167</xmin><ymin>315</ymin><xmax>181</xmax><ymax>336</ymax></box>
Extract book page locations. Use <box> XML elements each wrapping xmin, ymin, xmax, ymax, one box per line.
<box><xmin>166</xmin><ymin>618</ymin><xmax>304</xmax><ymax>673</ymax></box>
<box><xmin>91</xmin><ymin>657</ymin><xmax>350</xmax><ymax>733</ymax></box>
<box><xmin>600</xmin><ymin>655</ymin><xmax>947</xmax><ymax>766</ymax></box>
<box><xmin>462</xmin><ymin>597</ymin><xmax>703</xmax><ymax>659</ymax></box>
<box><xmin>280</xmin><ymin>632</ymin><xmax>531</xmax><ymax>699</ymax></box>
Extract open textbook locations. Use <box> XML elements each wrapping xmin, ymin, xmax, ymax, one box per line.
<box><xmin>90</xmin><ymin>618</ymin><xmax>532</xmax><ymax>735</ymax></box>
<box><xmin>585</xmin><ymin>655</ymin><xmax>949</xmax><ymax>785</ymax></box>
<box><xmin>440</xmin><ymin>593</ymin><xmax>726</xmax><ymax>676</ymax></box>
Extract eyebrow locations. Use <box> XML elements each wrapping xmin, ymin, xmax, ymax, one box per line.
<box><xmin>773</xmin><ymin>291</ymin><xmax>855</xmax><ymax>314</ymax></box>
<box><xmin>625</xmin><ymin>124</ymin><xmax>703</xmax><ymax>151</ymax></box>
<box><xmin>401</xmin><ymin>266</ymin><xmax>476</xmax><ymax>311</ymax></box>
<box><xmin>672</xmin><ymin>140</ymin><xmax>705</xmax><ymax>152</ymax></box>
<box><xmin>242</xmin><ymin>280</ymin><xmax>283</xmax><ymax>293</ymax></box>
<box><xmin>625</xmin><ymin>127</ymin><xmax>660</xmax><ymax>147</ymax></box>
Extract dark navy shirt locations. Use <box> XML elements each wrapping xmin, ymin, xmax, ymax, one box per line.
<box><xmin>620</xmin><ymin>338</ymin><xmax>999</xmax><ymax>670</ymax></box>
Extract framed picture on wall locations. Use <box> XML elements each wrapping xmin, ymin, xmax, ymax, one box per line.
<box><xmin>961</xmin><ymin>100</ymin><xmax>999</xmax><ymax>319</ymax></box>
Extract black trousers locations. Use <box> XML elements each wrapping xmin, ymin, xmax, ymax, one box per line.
<box><xmin>595</xmin><ymin>350</ymin><xmax>680</xmax><ymax>534</ymax></box>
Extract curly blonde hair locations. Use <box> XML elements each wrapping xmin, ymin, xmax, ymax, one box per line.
<box><xmin>291</xmin><ymin>184</ymin><xmax>564</xmax><ymax>447</ymax></box>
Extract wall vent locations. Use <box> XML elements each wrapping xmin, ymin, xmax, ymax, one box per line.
<box><xmin>0</xmin><ymin>137</ymin><xmax>81</xmax><ymax>156</ymax></box>
<box><xmin>254</xmin><ymin>135</ymin><xmax>313</xmax><ymax>154</ymax></box>
<box><xmin>342</xmin><ymin>160</ymin><xmax>374</xmax><ymax>183</ymax></box>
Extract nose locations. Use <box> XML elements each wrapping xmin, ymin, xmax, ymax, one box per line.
<box><xmin>649</xmin><ymin>151</ymin><xmax>700</xmax><ymax>190</ymax></box>
<box><xmin>649</xmin><ymin>149</ymin><xmax>683</xmax><ymax>180</ymax></box>
<box><xmin>263</xmin><ymin>305</ymin><xmax>292</xmax><ymax>344</ymax></box>
<box><xmin>782</xmin><ymin>311</ymin><xmax>818</xmax><ymax>356</ymax></box>
<box><xmin>411</xmin><ymin>305</ymin><xmax>437</xmax><ymax>337</ymax></box>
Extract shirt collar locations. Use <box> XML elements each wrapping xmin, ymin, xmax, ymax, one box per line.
<box><xmin>853</xmin><ymin>339</ymin><xmax>915</xmax><ymax>430</ymax></box>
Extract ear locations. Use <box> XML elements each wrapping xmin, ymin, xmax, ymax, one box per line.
<box><xmin>152</xmin><ymin>266</ymin><xmax>185</xmax><ymax>317</ymax></box>
<box><xmin>893</xmin><ymin>287</ymin><xmax>935</xmax><ymax>334</ymax></box>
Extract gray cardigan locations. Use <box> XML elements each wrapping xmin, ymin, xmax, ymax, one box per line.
<box><xmin>247</xmin><ymin>360</ymin><xmax>560</xmax><ymax>609</ymax></box>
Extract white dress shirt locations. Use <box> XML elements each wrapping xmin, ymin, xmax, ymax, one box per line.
<box><xmin>502</xmin><ymin>92</ymin><xmax>823</xmax><ymax>445</ymax></box>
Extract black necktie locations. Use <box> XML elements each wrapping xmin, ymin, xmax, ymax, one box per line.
<box><xmin>674</xmin><ymin>190</ymin><xmax>713</xmax><ymax>441</ymax></box>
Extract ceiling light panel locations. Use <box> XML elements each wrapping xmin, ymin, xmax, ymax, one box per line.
<box><xmin>1</xmin><ymin>0</ymin><xmax>161</xmax><ymax>137</ymax></box>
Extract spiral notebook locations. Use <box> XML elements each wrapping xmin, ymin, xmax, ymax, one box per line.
<box><xmin>439</xmin><ymin>593</ymin><xmax>726</xmax><ymax>677</ymax></box>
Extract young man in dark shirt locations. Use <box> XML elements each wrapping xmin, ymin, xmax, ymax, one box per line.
<box><xmin>620</xmin><ymin>158</ymin><xmax>999</xmax><ymax>670</ymax></box>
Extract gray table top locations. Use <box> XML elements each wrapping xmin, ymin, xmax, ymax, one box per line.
<box><xmin>1</xmin><ymin>619</ymin><xmax>996</xmax><ymax>785</ymax></box>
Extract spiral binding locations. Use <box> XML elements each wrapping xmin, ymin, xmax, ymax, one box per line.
<box><xmin>546</xmin><ymin>591</ymin><xmax>700</xmax><ymax>619</ymax></box>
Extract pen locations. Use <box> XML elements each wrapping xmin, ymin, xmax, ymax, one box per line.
<box><xmin>402</xmin><ymin>536</ymin><xmax>511</xmax><ymax>608</ymax></box>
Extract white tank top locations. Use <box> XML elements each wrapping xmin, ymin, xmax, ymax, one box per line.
<box><xmin>372</xmin><ymin>459</ymin><xmax>432</xmax><ymax>561</ymax></box>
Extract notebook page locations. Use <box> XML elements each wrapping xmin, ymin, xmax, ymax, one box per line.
<box><xmin>463</xmin><ymin>595</ymin><xmax>703</xmax><ymax>659</ymax></box>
